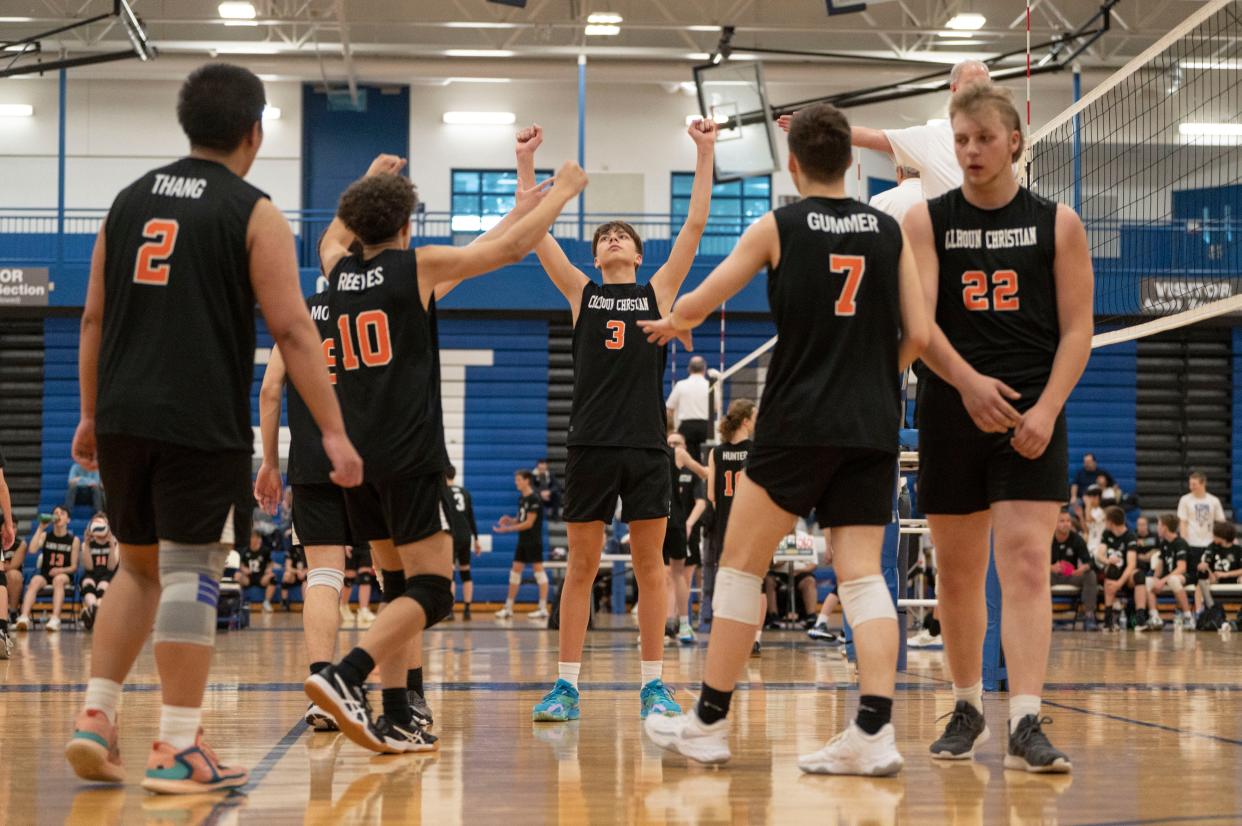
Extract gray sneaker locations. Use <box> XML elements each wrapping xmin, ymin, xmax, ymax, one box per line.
<box><xmin>408</xmin><ymin>689</ymin><xmax>434</xmax><ymax>730</ymax></box>
<box><xmin>930</xmin><ymin>701</ymin><xmax>990</xmax><ymax>760</ymax></box>
<box><xmin>1004</xmin><ymin>715</ymin><xmax>1072</xmax><ymax>773</ymax></box>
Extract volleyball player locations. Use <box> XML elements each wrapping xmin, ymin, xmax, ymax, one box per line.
<box><xmin>304</xmin><ymin>157</ymin><xmax>588</xmax><ymax>753</ymax></box>
<box><xmin>703</xmin><ymin>399</ymin><xmax>755</xmax><ymax>633</ymax></box>
<box><xmin>64</xmin><ymin>63</ymin><xmax>364</xmax><ymax>793</ymax></box>
<box><xmin>238</xmin><ymin>529</ymin><xmax>278</xmax><ymax>612</ymax></box>
<box><xmin>904</xmin><ymin>84</ymin><xmax>1092</xmax><ymax>772</ymax></box>
<box><xmin>445</xmin><ymin>465</ymin><xmax>481</xmax><ymax>619</ymax></box>
<box><xmin>1097</xmin><ymin>506</ymin><xmax>1142</xmax><ymax>631</ymax></box>
<box><xmin>517</xmin><ymin>119</ymin><xmax>717</xmax><ymax>722</ymax></box>
<box><xmin>80</xmin><ymin>513</ymin><xmax>119</xmax><ymax>630</ymax></box>
<box><xmin>494</xmin><ymin>469</ymin><xmax>548</xmax><ymax>620</ymax></box>
<box><xmin>665</xmin><ymin>431</ymin><xmax>707</xmax><ymax>644</ymax></box>
<box><xmin>640</xmin><ymin>103</ymin><xmax>929</xmax><ymax>773</ymax></box>
<box><xmin>17</xmin><ymin>506</ymin><xmax>79</xmax><ymax>632</ymax></box>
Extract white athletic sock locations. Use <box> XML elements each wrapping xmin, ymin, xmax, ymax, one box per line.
<box><xmin>640</xmin><ymin>660</ymin><xmax>663</xmax><ymax>686</ymax></box>
<box><xmin>754</xmin><ymin>626</ymin><xmax>763</xmax><ymax>642</ymax></box>
<box><xmin>1009</xmin><ymin>695</ymin><xmax>1041</xmax><ymax>733</ymax></box>
<box><xmin>84</xmin><ymin>677</ymin><xmax>122</xmax><ymax>725</ymax></box>
<box><xmin>505</xmin><ymin>599</ymin><xmax>514</xmax><ymax>610</ymax></box>
<box><xmin>814</xmin><ymin>616</ymin><xmax>828</xmax><ymax>628</ymax></box>
<box><xmin>558</xmin><ymin>662</ymin><xmax>581</xmax><ymax>688</ymax></box>
<box><xmin>953</xmin><ymin>680</ymin><xmax>984</xmax><ymax>714</ymax></box>
<box><xmin>678</xmin><ymin>615</ymin><xmax>690</xmax><ymax>629</ymax></box>
<box><xmin>539</xmin><ymin>600</ymin><xmax>547</xmax><ymax>611</ymax></box>
<box><xmin>159</xmin><ymin>705</ymin><xmax>202</xmax><ymax>750</ymax></box>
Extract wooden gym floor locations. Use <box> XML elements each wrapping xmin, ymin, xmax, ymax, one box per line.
<box><xmin>2</xmin><ymin>611</ymin><xmax>1241</xmax><ymax>825</ymax></box>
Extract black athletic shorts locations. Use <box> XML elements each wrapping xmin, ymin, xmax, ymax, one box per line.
<box><xmin>917</xmin><ymin>379</ymin><xmax>1069</xmax><ymax>515</ymax></box>
<box><xmin>563</xmin><ymin>446</ymin><xmax>671</xmax><ymax>524</ymax></box>
<box><xmin>291</xmin><ymin>483</ymin><xmax>354</xmax><ymax>548</ymax></box>
<box><xmin>96</xmin><ymin>433</ymin><xmax>248</xmax><ymax>546</ymax></box>
<box><xmin>515</xmin><ymin>537</ymin><xmax>544</xmax><ymax>565</ymax></box>
<box><xmin>663</xmin><ymin>520</ymin><xmax>688</xmax><ymax>564</ymax></box>
<box><xmin>454</xmin><ymin>537</ymin><xmax>473</xmax><ymax>567</ymax></box>
<box><xmin>686</xmin><ymin>526</ymin><xmax>702</xmax><ymax>568</ymax></box>
<box><xmin>1185</xmin><ymin>546</ymin><xmax>1209</xmax><ymax>586</ymax></box>
<box><xmin>746</xmin><ymin>445</ymin><xmax>895</xmax><ymax>527</ymax></box>
<box><xmin>343</xmin><ymin>472</ymin><xmax>453</xmax><ymax>546</ymax></box>
<box><xmin>83</xmin><ymin>569</ymin><xmax>113</xmax><ymax>586</ymax></box>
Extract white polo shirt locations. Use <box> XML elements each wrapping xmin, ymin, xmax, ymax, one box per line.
<box><xmin>666</xmin><ymin>374</ymin><xmax>710</xmax><ymax>425</ymax></box>
<box><xmin>869</xmin><ymin>178</ymin><xmax>925</xmax><ymax>225</ymax></box>
<box><xmin>883</xmin><ymin>119</ymin><xmax>961</xmax><ymax>200</ymax></box>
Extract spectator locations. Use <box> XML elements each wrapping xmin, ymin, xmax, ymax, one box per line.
<box><xmin>280</xmin><ymin>543</ymin><xmax>306</xmax><ymax>611</ymax></box>
<box><xmin>0</xmin><ymin>444</ymin><xmax>15</xmax><ymax>549</ymax></box>
<box><xmin>237</xmin><ymin>529</ymin><xmax>277</xmax><ymax>613</ymax></box>
<box><xmin>868</xmin><ymin>164</ymin><xmax>923</xmax><ymax>224</ymax></box>
<box><xmin>666</xmin><ymin>356</ymin><xmax>711</xmax><ymax>461</ymax></box>
<box><xmin>806</xmin><ymin>565</ymin><xmax>841</xmax><ymax>642</ymax></box>
<box><xmin>1082</xmin><ymin>487</ymin><xmax>1106</xmax><ymax>550</ymax></box>
<box><xmin>16</xmin><ymin>506</ymin><xmax>79</xmax><ymax>632</ymax></box>
<box><xmin>64</xmin><ymin>460</ymin><xmax>105</xmax><ymax>513</ymax></box>
<box><xmin>3</xmin><ymin>527</ymin><xmax>26</xmax><ymax>624</ymax></box>
<box><xmin>1196</xmin><ymin>521</ymin><xmax>1242</xmax><ymax>623</ymax></box>
<box><xmin>764</xmin><ymin>560</ymin><xmax>818</xmax><ymax>628</ymax></box>
<box><xmin>1097</xmin><ymin>506</ymin><xmax>1142</xmax><ymax>632</ymax></box>
<box><xmin>532</xmin><ymin>459</ymin><xmax>562</xmax><ymax>523</ymax></box>
<box><xmin>1050</xmin><ymin>508</ymin><xmax>1098</xmax><ymax>631</ymax></box>
<box><xmin>79</xmin><ymin>513</ymin><xmax>119</xmax><ymax>630</ymax></box>
<box><xmin>1070</xmin><ymin>453</ymin><xmax>1105</xmax><ymax>514</ymax></box>
<box><xmin>1178</xmin><ymin>471</ymin><xmax>1226</xmax><ymax>585</ymax></box>
<box><xmin>1134</xmin><ymin>516</ymin><xmax>1157</xmax><ymax>550</ymax></box>
<box><xmin>1095</xmin><ymin>472</ymin><xmax>1123</xmax><ymax>508</ymax></box>
<box><xmin>1144</xmin><ymin>514</ymin><xmax>1193</xmax><ymax>631</ymax></box>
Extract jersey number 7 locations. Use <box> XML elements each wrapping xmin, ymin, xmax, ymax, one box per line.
<box><xmin>830</xmin><ymin>254</ymin><xmax>866</xmax><ymax>316</ymax></box>
<box><xmin>133</xmin><ymin>219</ymin><xmax>180</xmax><ymax>286</ymax></box>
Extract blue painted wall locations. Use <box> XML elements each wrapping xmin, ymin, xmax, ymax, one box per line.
<box><xmin>302</xmin><ymin>84</ymin><xmax>410</xmax><ymax>213</ymax></box>
<box><xmin>1065</xmin><ymin>341</ymin><xmax>1138</xmax><ymax>495</ymax></box>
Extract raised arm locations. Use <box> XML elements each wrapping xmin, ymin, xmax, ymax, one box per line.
<box><xmin>255</xmin><ymin>345</ymin><xmax>288</xmax><ymax>514</ymax></box>
<box><xmin>650</xmin><ymin>119</ymin><xmax>719</xmax><ymax>313</ymax></box>
<box><xmin>248</xmin><ymin>199</ymin><xmax>362</xmax><ymax>489</ymax></box>
<box><xmin>778</xmin><ymin>114</ymin><xmax>893</xmax><ymax>154</ymax></box>
<box><xmin>1010</xmin><ymin>205</ymin><xmax>1093</xmax><ymax>460</ymax></box>
<box><xmin>72</xmin><ymin>226</ymin><xmax>107</xmax><ymax>471</ymax></box>
<box><xmin>895</xmin><ymin>228</ymin><xmax>930</xmax><ymax>372</ymax></box>
<box><xmin>417</xmin><ymin>162</ymin><xmax>587</xmax><ymax>301</ymax></box>
<box><xmin>319</xmin><ymin>154</ymin><xmax>408</xmax><ymax>276</ymax></box>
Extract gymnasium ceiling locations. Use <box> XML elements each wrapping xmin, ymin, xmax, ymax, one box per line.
<box><xmin>0</xmin><ymin>0</ymin><xmax>1217</xmax><ymax>85</ymax></box>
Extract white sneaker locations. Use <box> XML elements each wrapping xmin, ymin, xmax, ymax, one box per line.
<box><xmin>357</xmin><ymin>608</ymin><xmax>376</xmax><ymax>628</ymax></box>
<box><xmin>494</xmin><ymin>606</ymin><xmax>513</xmax><ymax>620</ymax></box>
<box><xmin>339</xmin><ymin>605</ymin><xmax>355</xmax><ymax>624</ymax></box>
<box><xmin>529</xmin><ymin>608</ymin><xmax>549</xmax><ymax>621</ymax></box>
<box><xmin>907</xmin><ymin>629</ymin><xmax>937</xmax><ymax>648</ymax></box>
<box><xmin>644</xmin><ymin>711</ymin><xmax>731</xmax><ymax>765</ymax></box>
<box><xmin>46</xmin><ymin>617</ymin><xmax>61</xmax><ymax>632</ymax></box>
<box><xmin>14</xmin><ymin>615</ymin><xmax>30</xmax><ymax>631</ymax></box>
<box><xmin>262</xmin><ymin>601</ymin><xmax>273</xmax><ymax>614</ymax></box>
<box><xmin>304</xmin><ymin>702</ymin><xmax>339</xmax><ymax>732</ymax></box>
<box><xmin>798</xmin><ymin>723</ymin><xmax>904</xmax><ymax>776</ymax></box>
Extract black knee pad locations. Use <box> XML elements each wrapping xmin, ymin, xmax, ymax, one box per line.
<box><xmin>404</xmin><ymin>574</ymin><xmax>453</xmax><ymax>628</ymax></box>
<box><xmin>80</xmin><ymin>581</ymin><xmax>96</xmax><ymax>599</ymax></box>
<box><xmin>459</xmin><ymin>567</ymin><xmax>472</xmax><ymax>582</ymax></box>
<box><xmin>356</xmin><ymin>570</ymin><xmax>376</xmax><ymax>587</ymax></box>
<box><xmin>381</xmin><ymin>569</ymin><xmax>405</xmax><ymax>604</ymax></box>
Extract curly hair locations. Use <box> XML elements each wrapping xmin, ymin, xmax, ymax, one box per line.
<box><xmin>336</xmin><ymin>173</ymin><xmax>417</xmax><ymax>245</ymax></box>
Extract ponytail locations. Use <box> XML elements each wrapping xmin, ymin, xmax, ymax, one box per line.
<box><xmin>718</xmin><ymin>399</ymin><xmax>756</xmax><ymax>442</ymax></box>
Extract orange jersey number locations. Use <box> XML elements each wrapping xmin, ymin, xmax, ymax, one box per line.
<box><xmin>133</xmin><ymin>219</ymin><xmax>180</xmax><ymax>285</ymax></box>
<box><xmin>830</xmin><ymin>254</ymin><xmax>866</xmax><ymax>316</ymax></box>
<box><xmin>605</xmin><ymin>320</ymin><xmax>625</xmax><ymax>350</ymax></box>
<box><xmin>332</xmin><ymin>311</ymin><xmax>393</xmax><ymax>381</ymax></box>
<box><xmin>722</xmin><ymin>470</ymin><xmax>736</xmax><ymax>498</ymax></box>
<box><xmin>961</xmin><ymin>269</ymin><xmax>1021</xmax><ymax>312</ymax></box>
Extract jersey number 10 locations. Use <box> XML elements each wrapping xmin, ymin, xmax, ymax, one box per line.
<box><xmin>324</xmin><ymin>311</ymin><xmax>393</xmax><ymax>383</ymax></box>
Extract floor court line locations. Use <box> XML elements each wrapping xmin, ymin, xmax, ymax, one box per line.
<box><xmin>236</xmin><ymin>719</ymin><xmax>308</xmax><ymax>795</ymax></box>
<box><xmin>1042</xmin><ymin>699</ymin><xmax>1242</xmax><ymax>748</ymax></box>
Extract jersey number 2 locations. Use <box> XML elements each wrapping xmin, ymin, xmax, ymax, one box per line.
<box><xmin>830</xmin><ymin>254</ymin><xmax>866</xmax><ymax>316</ymax></box>
<box><xmin>133</xmin><ymin>219</ymin><xmax>180</xmax><ymax>285</ymax></box>
<box><xmin>325</xmin><ymin>310</ymin><xmax>393</xmax><ymax>383</ymax></box>
<box><xmin>605</xmin><ymin>320</ymin><xmax>625</xmax><ymax>350</ymax></box>
<box><xmin>962</xmin><ymin>270</ymin><xmax>1020</xmax><ymax>311</ymax></box>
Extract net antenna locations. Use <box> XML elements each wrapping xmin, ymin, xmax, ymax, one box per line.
<box><xmin>0</xmin><ymin>0</ymin><xmax>156</xmax><ymax>79</ymax></box>
<box><xmin>1024</xmin><ymin>0</ymin><xmax>1242</xmax><ymax>349</ymax></box>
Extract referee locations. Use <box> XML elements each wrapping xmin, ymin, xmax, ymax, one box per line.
<box><xmin>667</xmin><ymin>356</ymin><xmax>712</xmax><ymax>461</ymax></box>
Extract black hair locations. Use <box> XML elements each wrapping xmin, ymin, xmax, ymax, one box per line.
<box><xmin>337</xmin><ymin>174</ymin><xmax>417</xmax><ymax>245</ymax></box>
<box><xmin>177</xmin><ymin>63</ymin><xmax>266</xmax><ymax>152</ymax></box>
<box><xmin>787</xmin><ymin>103</ymin><xmax>853</xmax><ymax>183</ymax></box>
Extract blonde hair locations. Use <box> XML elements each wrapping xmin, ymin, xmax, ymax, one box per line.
<box><xmin>718</xmin><ymin>399</ymin><xmax>756</xmax><ymax>441</ymax></box>
<box><xmin>949</xmin><ymin>84</ymin><xmax>1025</xmax><ymax>163</ymax></box>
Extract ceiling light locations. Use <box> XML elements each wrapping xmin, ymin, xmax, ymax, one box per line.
<box><xmin>1181</xmin><ymin>59</ymin><xmax>1242</xmax><ymax>70</ymax></box>
<box><xmin>218</xmin><ymin>1</ymin><xmax>257</xmax><ymax>19</ymax></box>
<box><xmin>0</xmin><ymin>104</ymin><xmax>33</xmax><ymax>117</ymax></box>
<box><xmin>585</xmin><ymin>24</ymin><xmax>621</xmax><ymax>36</ymax></box>
<box><xmin>687</xmin><ymin>25</ymin><xmax>722</xmax><ymax>32</ymax></box>
<box><xmin>685</xmin><ymin>52</ymin><xmax>711</xmax><ymax>61</ymax></box>
<box><xmin>587</xmin><ymin>12</ymin><xmax>623</xmax><ymax>24</ymax></box>
<box><xmin>945</xmin><ymin>13</ymin><xmax>986</xmax><ymax>30</ymax></box>
<box><xmin>938</xmin><ymin>30</ymin><xmax>973</xmax><ymax>38</ymax></box>
<box><xmin>1179</xmin><ymin>122</ymin><xmax>1242</xmax><ymax>144</ymax></box>
<box><xmin>262</xmin><ymin>106</ymin><xmax>281</xmax><ymax>120</ymax></box>
<box><xmin>446</xmin><ymin>77</ymin><xmax>512</xmax><ymax>84</ymax></box>
<box><xmin>445</xmin><ymin>49</ymin><xmax>516</xmax><ymax>58</ymax></box>
<box><xmin>442</xmin><ymin>111</ymin><xmax>516</xmax><ymax>125</ymax></box>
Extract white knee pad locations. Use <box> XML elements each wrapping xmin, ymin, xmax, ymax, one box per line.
<box><xmin>307</xmin><ymin>567</ymin><xmax>345</xmax><ymax>594</ymax></box>
<box><xmin>712</xmin><ymin>568</ymin><xmax>764</xmax><ymax>625</ymax></box>
<box><xmin>509</xmin><ymin>570</ymin><xmax>523</xmax><ymax>586</ymax></box>
<box><xmin>154</xmin><ymin>543</ymin><xmax>228</xmax><ymax>647</ymax></box>
<box><xmin>839</xmin><ymin>574</ymin><xmax>897</xmax><ymax>628</ymax></box>
<box><xmin>534</xmin><ymin>570</ymin><xmax>549</xmax><ymax>585</ymax></box>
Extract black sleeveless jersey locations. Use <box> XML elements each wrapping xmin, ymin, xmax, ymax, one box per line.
<box><xmin>2</xmin><ymin>538</ymin><xmax>20</xmax><ymax>564</ymax></box>
<box><xmin>448</xmin><ymin>484</ymin><xmax>478</xmax><ymax>544</ymax></box>
<box><xmin>40</xmin><ymin>530</ymin><xmax>75</xmax><ymax>576</ymax></box>
<box><xmin>515</xmin><ymin>492</ymin><xmax>543</xmax><ymax>552</ymax></box>
<box><xmin>711</xmin><ymin>439</ymin><xmax>751</xmax><ymax>539</ymax></box>
<box><xmin>286</xmin><ymin>291</ymin><xmax>334</xmax><ymax>486</ymax></box>
<box><xmin>754</xmin><ymin>197</ymin><xmax>903</xmax><ymax>452</ymax></box>
<box><xmin>242</xmin><ymin>545</ymin><xmax>271</xmax><ymax>575</ymax></box>
<box><xmin>327</xmin><ymin>249</ymin><xmax>448</xmax><ymax>481</ymax></box>
<box><xmin>567</xmin><ymin>281</ymin><xmax>666</xmax><ymax>449</ymax></box>
<box><xmin>88</xmin><ymin>540</ymin><xmax>113</xmax><ymax>572</ymax></box>
<box><xmin>98</xmin><ymin>157</ymin><xmax>267</xmax><ymax>452</ymax></box>
<box><xmin>675</xmin><ymin>463</ymin><xmax>702</xmax><ymax>524</ymax></box>
<box><xmin>928</xmin><ymin>187</ymin><xmax>1060</xmax><ymax>411</ymax></box>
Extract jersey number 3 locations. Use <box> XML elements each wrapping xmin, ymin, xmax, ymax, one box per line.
<box><xmin>133</xmin><ymin>219</ymin><xmax>180</xmax><ymax>286</ymax></box>
<box><xmin>962</xmin><ymin>270</ymin><xmax>1020</xmax><ymax>311</ymax></box>
<box><xmin>830</xmin><ymin>254</ymin><xmax>866</xmax><ymax>316</ymax></box>
<box><xmin>605</xmin><ymin>320</ymin><xmax>625</xmax><ymax>350</ymax></box>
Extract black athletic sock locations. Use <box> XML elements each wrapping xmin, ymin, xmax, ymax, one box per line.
<box><xmin>407</xmin><ymin>666</ymin><xmax>424</xmax><ymax>695</ymax></box>
<box><xmin>696</xmin><ymin>683</ymin><xmax>733</xmax><ymax>726</ymax></box>
<box><xmin>382</xmin><ymin>688</ymin><xmax>412</xmax><ymax>726</ymax></box>
<box><xmin>338</xmin><ymin>647</ymin><xmax>375</xmax><ymax>686</ymax></box>
<box><xmin>309</xmin><ymin>661</ymin><xmax>330</xmax><ymax>677</ymax></box>
<box><xmin>855</xmin><ymin>695</ymin><xmax>893</xmax><ymax>735</ymax></box>
<box><xmin>0</xmin><ymin>618</ymin><xmax>7</xmax><ymax>633</ymax></box>
<box><xmin>928</xmin><ymin>617</ymin><xmax>942</xmax><ymax>637</ymax></box>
